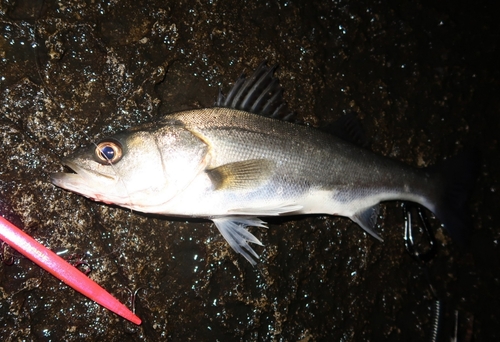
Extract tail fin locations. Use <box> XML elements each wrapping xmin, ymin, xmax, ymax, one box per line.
<box><xmin>429</xmin><ymin>150</ymin><xmax>481</xmax><ymax>248</ymax></box>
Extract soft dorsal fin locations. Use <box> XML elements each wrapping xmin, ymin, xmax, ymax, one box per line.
<box><xmin>216</xmin><ymin>61</ymin><xmax>295</xmax><ymax>121</ymax></box>
<box><xmin>319</xmin><ymin>113</ymin><xmax>370</xmax><ymax>148</ymax></box>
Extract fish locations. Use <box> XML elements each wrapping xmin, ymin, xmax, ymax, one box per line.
<box><xmin>51</xmin><ymin>62</ymin><xmax>479</xmax><ymax>265</ymax></box>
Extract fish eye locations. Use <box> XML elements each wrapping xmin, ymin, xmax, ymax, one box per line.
<box><xmin>94</xmin><ymin>140</ymin><xmax>123</xmax><ymax>164</ymax></box>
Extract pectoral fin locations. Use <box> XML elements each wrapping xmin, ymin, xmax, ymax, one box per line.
<box><xmin>212</xmin><ymin>217</ymin><xmax>267</xmax><ymax>265</ymax></box>
<box><xmin>351</xmin><ymin>205</ymin><xmax>383</xmax><ymax>241</ymax></box>
<box><xmin>206</xmin><ymin>159</ymin><xmax>274</xmax><ymax>190</ymax></box>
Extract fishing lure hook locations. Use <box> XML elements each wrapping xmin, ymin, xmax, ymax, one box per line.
<box><xmin>401</xmin><ymin>202</ymin><xmax>443</xmax><ymax>342</ymax></box>
<box><xmin>402</xmin><ymin>201</ymin><xmax>437</xmax><ymax>263</ymax></box>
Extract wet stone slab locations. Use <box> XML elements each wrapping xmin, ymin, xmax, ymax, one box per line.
<box><xmin>1</xmin><ymin>0</ymin><xmax>499</xmax><ymax>341</ymax></box>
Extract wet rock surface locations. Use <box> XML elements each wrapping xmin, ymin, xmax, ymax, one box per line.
<box><xmin>1</xmin><ymin>0</ymin><xmax>499</xmax><ymax>340</ymax></box>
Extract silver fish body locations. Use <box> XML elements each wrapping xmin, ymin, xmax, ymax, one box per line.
<box><xmin>51</xmin><ymin>63</ymin><xmax>478</xmax><ymax>264</ymax></box>
<box><xmin>140</xmin><ymin>108</ymin><xmax>436</xmax><ymax>218</ymax></box>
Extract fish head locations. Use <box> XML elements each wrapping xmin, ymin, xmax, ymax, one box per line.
<box><xmin>51</xmin><ymin>122</ymin><xmax>209</xmax><ymax>212</ymax></box>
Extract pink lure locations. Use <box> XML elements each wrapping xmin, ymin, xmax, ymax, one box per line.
<box><xmin>0</xmin><ymin>215</ymin><xmax>141</xmax><ymax>325</ymax></box>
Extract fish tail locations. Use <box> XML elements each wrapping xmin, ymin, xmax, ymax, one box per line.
<box><xmin>428</xmin><ymin>149</ymin><xmax>480</xmax><ymax>247</ymax></box>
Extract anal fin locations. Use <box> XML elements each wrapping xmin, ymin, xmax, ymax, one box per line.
<box><xmin>351</xmin><ymin>205</ymin><xmax>383</xmax><ymax>241</ymax></box>
<box><xmin>212</xmin><ymin>217</ymin><xmax>267</xmax><ymax>265</ymax></box>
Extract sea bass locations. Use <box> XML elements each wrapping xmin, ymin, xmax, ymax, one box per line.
<box><xmin>51</xmin><ymin>62</ymin><xmax>478</xmax><ymax>264</ymax></box>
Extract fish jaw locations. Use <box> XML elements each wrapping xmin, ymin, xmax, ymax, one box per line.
<box><xmin>51</xmin><ymin>160</ymin><xmax>123</xmax><ymax>204</ymax></box>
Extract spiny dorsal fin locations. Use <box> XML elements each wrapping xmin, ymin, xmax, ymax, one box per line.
<box><xmin>206</xmin><ymin>159</ymin><xmax>275</xmax><ymax>190</ymax></box>
<box><xmin>216</xmin><ymin>61</ymin><xmax>295</xmax><ymax>121</ymax></box>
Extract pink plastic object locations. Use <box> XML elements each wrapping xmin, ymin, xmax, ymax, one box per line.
<box><xmin>0</xmin><ymin>215</ymin><xmax>141</xmax><ymax>325</ymax></box>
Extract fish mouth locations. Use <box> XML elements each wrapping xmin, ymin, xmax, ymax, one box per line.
<box><xmin>50</xmin><ymin>160</ymin><xmax>115</xmax><ymax>192</ymax></box>
<box><xmin>51</xmin><ymin>160</ymin><xmax>125</xmax><ymax>206</ymax></box>
<box><xmin>60</xmin><ymin>163</ymin><xmax>79</xmax><ymax>175</ymax></box>
<box><xmin>51</xmin><ymin>161</ymin><xmax>81</xmax><ymax>185</ymax></box>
